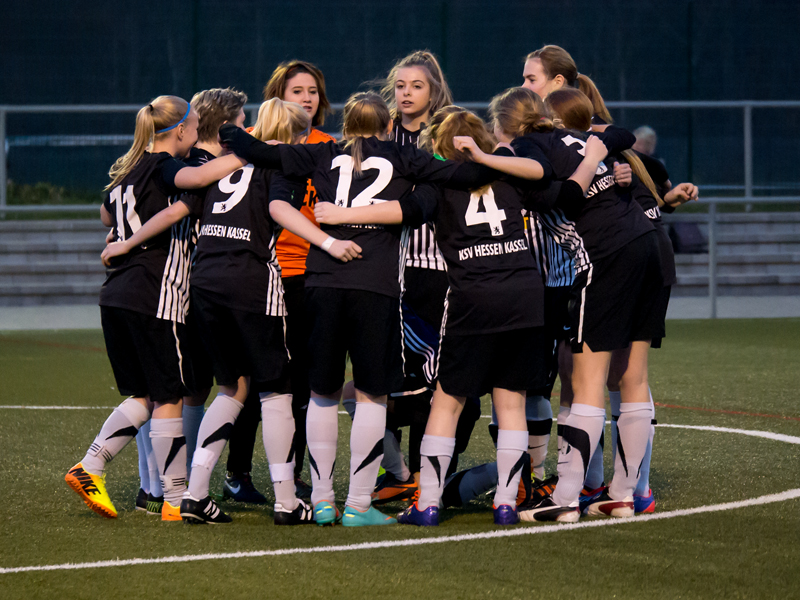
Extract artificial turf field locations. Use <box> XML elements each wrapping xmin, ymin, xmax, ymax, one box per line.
<box><xmin>1</xmin><ymin>319</ymin><xmax>799</xmax><ymax>599</ymax></box>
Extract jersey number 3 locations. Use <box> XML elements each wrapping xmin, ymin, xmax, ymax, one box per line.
<box><xmin>465</xmin><ymin>188</ymin><xmax>506</xmax><ymax>236</ymax></box>
<box><xmin>561</xmin><ymin>135</ymin><xmax>608</xmax><ymax>175</ymax></box>
<box><xmin>331</xmin><ymin>155</ymin><xmax>394</xmax><ymax>207</ymax></box>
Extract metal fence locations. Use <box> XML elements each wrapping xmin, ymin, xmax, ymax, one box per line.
<box><xmin>1</xmin><ymin>100</ymin><xmax>799</xmax><ymax>318</ymax></box>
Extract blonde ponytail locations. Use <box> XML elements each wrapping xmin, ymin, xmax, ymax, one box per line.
<box><xmin>251</xmin><ymin>98</ymin><xmax>310</xmax><ymax>144</ymax></box>
<box><xmin>106</xmin><ymin>95</ymin><xmax>190</xmax><ymax>190</ymax></box>
<box><xmin>341</xmin><ymin>91</ymin><xmax>391</xmax><ymax>175</ymax></box>
<box><xmin>489</xmin><ymin>87</ymin><xmax>554</xmax><ymax>140</ymax></box>
<box><xmin>622</xmin><ymin>149</ymin><xmax>664</xmax><ymax>207</ymax></box>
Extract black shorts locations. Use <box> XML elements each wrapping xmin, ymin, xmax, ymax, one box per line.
<box><xmin>101</xmin><ymin>306</ymin><xmax>189</xmax><ymax>404</ymax></box>
<box><xmin>191</xmin><ymin>287</ymin><xmax>289</xmax><ymax>394</ymax></box>
<box><xmin>437</xmin><ymin>327</ymin><xmax>547</xmax><ymax>398</ymax></box>
<box><xmin>570</xmin><ymin>231</ymin><xmax>664</xmax><ymax>353</ymax></box>
<box><xmin>650</xmin><ymin>285</ymin><xmax>672</xmax><ymax>349</ymax></box>
<box><xmin>305</xmin><ymin>287</ymin><xmax>403</xmax><ymax>397</ymax></box>
<box><xmin>182</xmin><ymin>302</ymin><xmax>215</xmax><ymax>395</ymax></box>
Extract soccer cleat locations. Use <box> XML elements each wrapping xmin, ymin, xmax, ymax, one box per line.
<box><xmin>583</xmin><ymin>490</ymin><xmax>634</xmax><ymax>518</ymax></box>
<box><xmin>146</xmin><ymin>493</ymin><xmax>164</xmax><ymax>516</ymax></box>
<box><xmin>518</xmin><ymin>496</ymin><xmax>580</xmax><ymax>523</ymax></box>
<box><xmin>493</xmin><ymin>504</ymin><xmax>520</xmax><ymax>526</ymax></box>
<box><xmin>342</xmin><ymin>505</ymin><xmax>397</xmax><ymax>527</ymax></box>
<box><xmin>180</xmin><ymin>495</ymin><xmax>232</xmax><ymax>524</ymax></box>
<box><xmin>161</xmin><ymin>500</ymin><xmax>182</xmax><ymax>522</ymax></box>
<box><xmin>397</xmin><ymin>501</ymin><xmax>439</xmax><ymax>526</ymax></box>
<box><xmin>515</xmin><ymin>464</ymin><xmax>533</xmax><ymax>506</ymax></box>
<box><xmin>274</xmin><ymin>498</ymin><xmax>315</xmax><ymax>525</ymax></box>
<box><xmin>634</xmin><ymin>489</ymin><xmax>656</xmax><ymax>514</ymax></box>
<box><xmin>135</xmin><ymin>488</ymin><xmax>147</xmax><ymax>511</ymax></box>
<box><xmin>314</xmin><ymin>500</ymin><xmax>341</xmax><ymax>526</ymax></box>
<box><xmin>578</xmin><ymin>484</ymin><xmax>606</xmax><ymax>514</ymax></box>
<box><xmin>65</xmin><ymin>462</ymin><xmax>117</xmax><ymax>519</ymax></box>
<box><xmin>222</xmin><ymin>472</ymin><xmax>267</xmax><ymax>504</ymax></box>
<box><xmin>294</xmin><ymin>477</ymin><xmax>313</xmax><ymax>500</ymax></box>
<box><xmin>371</xmin><ymin>472</ymin><xmax>418</xmax><ymax>504</ymax></box>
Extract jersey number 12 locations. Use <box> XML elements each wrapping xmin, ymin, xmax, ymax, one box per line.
<box><xmin>331</xmin><ymin>155</ymin><xmax>394</xmax><ymax>207</ymax></box>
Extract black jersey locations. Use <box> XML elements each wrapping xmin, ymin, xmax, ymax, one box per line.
<box><xmin>513</xmin><ymin>126</ymin><xmax>653</xmax><ymax>273</ymax></box>
<box><xmin>392</xmin><ymin>122</ymin><xmax>446</xmax><ymax>272</ymax></box>
<box><xmin>631</xmin><ymin>181</ymin><xmax>676</xmax><ymax>286</ymax></box>
<box><xmin>275</xmin><ymin>138</ymin><xmax>476</xmax><ymax>298</ymax></box>
<box><xmin>189</xmin><ymin>164</ymin><xmax>304</xmax><ymax>315</ymax></box>
<box><xmin>100</xmin><ymin>151</ymin><xmax>196</xmax><ymax>323</ymax></box>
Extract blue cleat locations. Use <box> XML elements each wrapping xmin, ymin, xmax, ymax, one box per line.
<box><xmin>493</xmin><ymin>503</ymin><xmax>519</xmax><ymax>525</ymax></box>
<box><xmin>578</xmin><ymin>484</ymin><xmax>606</xmax><ymax>514</ymax></box>
<box><xmin>633</xmin><ymin>489</ymin><xmax>656</xmax><ymax>514</ymax></box>
<box><xmin>314</xmin><ymin>500</ymin><xmax>341</xmax><ymax>526</ymax></box>
<box><xmin>397</xmin><ymin>501</ymin><xmax>439</xmax><ymax>526</ymax></box>
<box><xmin>342</xmin><ymin>505</ymin><xmax>397</xmax><ymax>527</ymax></box>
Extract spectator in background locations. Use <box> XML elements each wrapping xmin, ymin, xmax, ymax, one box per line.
<box><xmin>633</xmin><ymin>126</ymin><xmax>658</xmax><ymax>157</ymax></box>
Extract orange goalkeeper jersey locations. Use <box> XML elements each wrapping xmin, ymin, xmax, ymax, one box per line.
<box><xmin>276</xmin><ymin>127</ymin><xmax>336</xmax><ymax>277</ymax></box>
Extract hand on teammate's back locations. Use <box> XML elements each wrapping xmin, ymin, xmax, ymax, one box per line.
<box><xmin>664</xmin><ymin>182</ymin><xmax>699</xmax><ymax>207</ymax></box>
<box><xmin>613</xmin><ymin>161</ymin><xmax>633</xmax><ymax>187</ymax></box>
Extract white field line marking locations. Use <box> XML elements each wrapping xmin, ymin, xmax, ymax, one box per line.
<box><xmin>2</xmin><ymin>488</ymin><xmax>799</xmax><ymax>575</ymax></box>
<box><xmin>657</xmin><ymin>423</ymin><xmax>800</xmax><ymax>445</ymax></box>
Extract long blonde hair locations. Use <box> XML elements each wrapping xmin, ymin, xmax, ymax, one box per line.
<box><xmin>381</xmin><ymin>50</ymin><xmax>453</xmax><ymax>122</ymax></box>
<box><xmin>341</xmin><ymin>91</ymin><xmax>392</xmax><ymax>175</ymax></box>
<box><xmin>622</xmin><ymin>149</ymin><xmax>664</xmax><ymax>207</ymax></box>
<box><xmin>106</xmin><ymin>95</ymin><xmax>189</xmax><ymax>190</ymax></box>
<box><xmin>489</xmin><ymin>87</ymin><xmax>554</xmax><ymax>139</ymax></box>
<box><xmin>251</xmin><ymin>98</ymin><xmax>310</xmax><ymax>144</ymax></box>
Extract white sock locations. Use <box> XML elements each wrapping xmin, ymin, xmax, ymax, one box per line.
<box><xmin>609</xmin><ymin>402</ymin><xmax>654</xmax><ymax>500</ymax></box>
<box><xmin>346</xmin><ymin>402</ymin><xmax>387</xmax><ymax>511</ymax></box>
<box><xmin>187</xmin><ymin>394</ymin><xmax>243</xmax><ymax>500</ymax></box>
<box><xmin>381</xmin><ymin>429</ymin><xmax>411</xmax><ymax>481</ymax></box>
<box><xmin>418</xmin><ymin>435</ymin><xmax>456</xmax><ymax>509</ymax></box>
<box><xmin>635</xmin><ymin>390</ymin><xmax>656</xmax><ymax>496</ymax></box>
<box><xmin>150</xmin><ymin>417</ymin><xmax>187</xmax><ymax>507</ymax></box>
<box><xmin>307</xmin><ymin>396</ymin><xmax>340</xmax><ymax>506</ymax></box>
<box><xmin>136</xmin><ymin>424</ymin><xmax>150</xmax><ymax>493</ymax></box>
<box><xmin>260</xmin><ymin>392</ymin><xmax>297</xmax><ymax>510</ymax></box>
<box><xmin>526</xmin><ymin>395</ymin><xmax>553</xmax><ymax>479</ymax></box>
<box><xmin>182</xmin><ymin>404</ymin><xmax>205</xmax><ymax>473</ymax></box>
<box><xmin>583</xmin><ymin>415</ymin><xmax>606</xmax><ymax>490</ymax></box>
<box><xmin>552</xmin><ymin>403</ymin><xmax>605</xmax><ymax>507</ymax></box>
<box><xmin>82</xmin><ymin>398</ymin><xmax>150</xmax><ymax>476</ymax></box>
<box><xmin>494</xmin><ymin>429</ymin><xmax>529</xmax><ymax>507</ymax></box>
<box><xmin>556</xmin><ymin>405</ymin><xmax>570</xmax><ymax>453</ymax></box>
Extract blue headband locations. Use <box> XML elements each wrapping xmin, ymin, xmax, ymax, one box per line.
<box><xmin>155</xmin><ymin>105</ymin><xmax>191</xmax><ymax>134</ymax></box>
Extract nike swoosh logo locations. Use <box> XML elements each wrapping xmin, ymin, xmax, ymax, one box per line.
<box><xmin>228</xmin><ymin>483</ymin><xmax>241</xmax><ymax>494</ymax></box>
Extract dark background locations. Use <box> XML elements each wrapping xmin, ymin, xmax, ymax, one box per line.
<box><xmin>2</xmin><ymin>0</ymin><xmax>798</xmax><ymax>196</ymax></box>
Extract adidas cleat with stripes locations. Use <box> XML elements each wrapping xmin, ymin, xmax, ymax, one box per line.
<box><xmin>65</xmin><ymin>462</ymin><xmax>117</xmax><ymax>519</ymax></box>
<box><xmin>342</xmin><ymin>505</ymin><xmax>397</xmax><ymax>527</ymax></box>
<box><xmin>583</xmin><ymin>490</ymin><xmax>634</xmax><ymax>518</ymax></box>
<box><xmin>314</xmin><ymin>500</ymin><xmax>341</xmax><ymax>526</ymax></box>
<box><xmin>180</xmin><ymin>495</ymin><xmax>232</xmax><ymax>524</ymax></box>
<box><xmin>274</xmin><ymin>498</ymin><xmax>315</xmax><ymax>525</ymax></box>
<box><xmin>518</xmin><ymin>496</ymin><xmax>580</xmax><ymax>523</ymax></box>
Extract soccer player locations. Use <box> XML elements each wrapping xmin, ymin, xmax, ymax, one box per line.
<box><xmin>65</xmin><ymin>95</ymin><xmax>246</xmax><ymax>520</ymax></box>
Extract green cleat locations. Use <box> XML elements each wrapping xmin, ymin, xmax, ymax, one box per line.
<box><xmin>342</xmin><ymin>505</ymin><xmax>397</xmax><ymax>527</ymax></box>
<box><xmin>314</xmin><ymin>500</ymin><xmax>341</xmax><ymax>526</ymax></box>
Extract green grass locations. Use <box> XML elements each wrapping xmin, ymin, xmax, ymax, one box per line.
<box><xmin>1</xmin><ymin>320</ymin><xmax>799</xmax><ymax>599</ymax></box>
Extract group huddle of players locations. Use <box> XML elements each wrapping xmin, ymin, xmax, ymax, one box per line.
<box><xmin>64</xmin><ymin>45</ymin><xmax>699</xmax><ymax>528</ymax></box>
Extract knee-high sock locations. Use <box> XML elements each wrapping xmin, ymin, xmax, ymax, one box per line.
<box><xmin>182</xmin><ymin>404</ymin><xmax>204</xmax><ymax>473</ymax></box>
<box><xmin>609</xmin><ymin>402</ymin><xmax>654</xmax><ymax>501</ymax></box>
<box><xmin>526</xmin><ymin>395</ymin><xmax>553</xmax><ymax>479</ymax></box>
<box><xmin>307</xmin><ymin>396</ymin><xmax>340</xmax><ymax>506</ymax></box>
<box><xmin>494</xmin><ymin>429</ymin><xmax>529</xmax><ymax>507</ymax></box>
<box><xmin>150</xmin><ymin>417</ymin><xmax>187</xmax><ymax>507</ymax></box>
<box><xmin>187</xmin><ymin>394</ymin><xmax>243</xmax><ymax>500</ymax></box>
<box><xmin>260</xmin><ymin>392</ymin><xmax>297</xmax><ymax>510</ymax></box>
<box><xmin>556</xmin><ymin>405</ymin><xmax>570</xmax><ymax>454</ymax></box>
<box><xmin>138</xmin><ymin>420</ymin><xmax>163</xmax><ymax>498</ymax></box>
<box><xmin>583</xmin><ymin>420</ymin><xmax>606</xmax><ymax>490</ymax></box>
<box><xmin>635</xmin><ymin>390</ymin><xmax>655</xmax><ymax>496</ymax></box>
<box><xmin>81</xmin><ymin>398</ymin><xmax>150</xmax><ymax>476</ymax></box>
<box><xmin>552</xmin><ymin>403</ymin><xmax>605</xmax><ymax>507</ymax></box>
<box><xmin>381</xmin><ymin>429</ymin><xmax>411</xmax><ymax>480</ymax></box>
<box><xmin>442</xmin><ymin>462</ymin><xmax>498</xmax><ymax>507</ymax></box>
<box><xmin>346</xmin><ymin>402</ymin><xmax>387</xmax><ymax>511</ymax></box>
<box><xmin>136</xmin><ymin>424</ymin><xmax>150</xmax><ymax>493</ymax></box>
<box><xmin>418</xmin><ymin>435</ymin><xmax>456</xmax><ymax>509</ymax></box>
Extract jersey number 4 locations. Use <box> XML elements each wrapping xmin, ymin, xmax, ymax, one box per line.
<box><xmin>561</xmin><ymin>135</ymin><xmax>608</xmax><ymax>175</ymax></box>
<box><xmin>331</xmin><ymin>155</ymin><xmax>394</xmax><ymax>207</ymax></box>
<box><xmin>108</xmin><ymin>184</ymin><xmax>142</xmax><ymax>241</ymax></box>
<box><xmin>213</xmin><ymin>164</ymin><xmax>254</xmax><ymax>214</ymax></box>
<box><xmin>465</xmin><ymin>188</ymin><xmax>506</xmax><ymax>236</ymax></box>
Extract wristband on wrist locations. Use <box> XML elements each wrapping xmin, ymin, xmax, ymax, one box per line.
<box><xmin>320</xmin><ymin>236</ymin><xmax>336</xmax><ymax>252</ymax></box>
